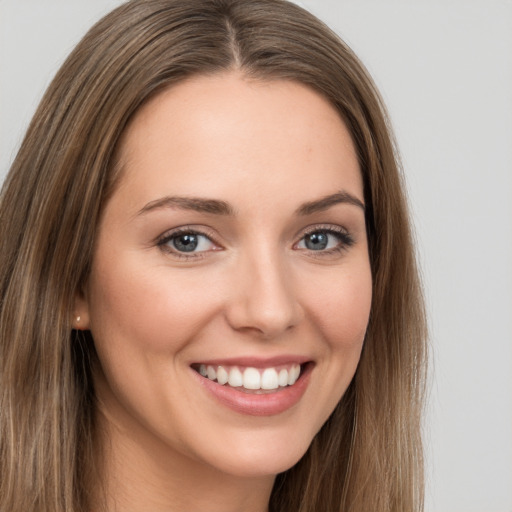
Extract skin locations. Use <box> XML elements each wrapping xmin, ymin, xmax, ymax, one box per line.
<box><xmin>75</xmin><ymin>72</ymin><xmax>372</xmax><ymax>512</ymax></box>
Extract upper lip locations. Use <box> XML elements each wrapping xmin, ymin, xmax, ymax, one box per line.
<box><xmin>190</xmin><ymin>355</ymin><xmax>312</xmax><ymax>368</ymax></box>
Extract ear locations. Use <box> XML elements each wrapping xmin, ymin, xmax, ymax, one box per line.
<box><xmin>72</xmin><ymin>289</ymin><xmax>91</xmax><ymax>330</ymax></box>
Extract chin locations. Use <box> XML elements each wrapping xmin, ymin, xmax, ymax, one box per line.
<box><xmin>192</xmin><ymin>425</ymin><xmax>316</xmax><ymax>479</ymax></box>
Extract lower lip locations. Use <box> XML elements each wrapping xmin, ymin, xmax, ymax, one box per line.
<box><xmin>193</xmin><ymin>364</ymin><xmax>313</xmax><ymax>417</ymax></box>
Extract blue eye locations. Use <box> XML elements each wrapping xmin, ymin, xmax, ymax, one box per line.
<box><xmin>172</xmin><ymin>233</ymin><xmax>200</xmax><ymax>252</ymax></box>
<box><xmin>296</xmin><ymin>228</ymin><xmax>353</xmax><ymax>252</ymax></box>
<box><xmin>303</xmin><ymin>232</ymin><xmax>329</xmax><ymax>250</ymax></box>
<box><xmin>158</xmin><ymin>229</ymin><xmax>217</xmax><ymax>255</ymax></box>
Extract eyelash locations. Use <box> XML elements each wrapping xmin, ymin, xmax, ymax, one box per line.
<box><xmin>156</xmin><ymin>227</ymin><xmax>219</xmax><ymax>260</ymax></box>
<box><xmin>156</xmin><ymin>225</ymin><xmax>355</xmax><ymax>260</ymax></box>
<box><xmin>297</xmin><ymin>225</ymin><xmax>355</xmax><ymax>256</ymax></box>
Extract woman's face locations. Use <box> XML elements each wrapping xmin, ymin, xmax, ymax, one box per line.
<box><xmin>78</xmin><ymin>72</ymin><xmax>372</xmax><ymax>478</ymax></box>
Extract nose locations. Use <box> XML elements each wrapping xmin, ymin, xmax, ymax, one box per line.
<box><xmin>224</xmin><ymin>248</ymin><xmax>303</xmax><ymax>339</ymax></box>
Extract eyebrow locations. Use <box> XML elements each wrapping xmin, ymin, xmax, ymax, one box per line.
<box><xmin>137</xmin><ymin>196</ymin><xmax>235</xmax><ymax>216</ymax></box>
<box><xmin>137</xmin><ymin>191</ymin><xmax>364</xmax><ymax>217</ymax></box>
<box><xmin>295</xmin><ymin>192</ymin><xmax>365</xmax><ymax>215</ymax></box>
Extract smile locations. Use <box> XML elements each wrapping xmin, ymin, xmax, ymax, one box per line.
<box><xmin>191</xmin><ymin>359</ymin><xmax>313</xmax><ymax>416</ymax></box>
<box><xmin>195</xmin><ymin>363</ymin><xmax>302</xmax><ymax>392</ymax></box>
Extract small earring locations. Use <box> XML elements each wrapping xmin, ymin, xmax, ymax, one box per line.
<box><xmin>76</xmin><ymin>316</ymin><xmax>81</xmax><ymax>323</ymax></box>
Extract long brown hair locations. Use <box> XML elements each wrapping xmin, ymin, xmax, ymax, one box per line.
<box><xmin>0</xmin><ymin>1</ymin><xmax>427</xmax><ymax>510</ymax></box>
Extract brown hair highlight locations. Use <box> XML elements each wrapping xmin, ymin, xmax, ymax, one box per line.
<box><xmin>0</xmin><ymin>1</ymin><xmax>427</xmax><ymax>511</ymax></box>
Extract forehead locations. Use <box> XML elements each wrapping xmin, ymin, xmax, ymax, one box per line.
<box><xmin>114</xmin><ymin>72</ymin><xmax>362</xmax><ymax>211</ymax></box>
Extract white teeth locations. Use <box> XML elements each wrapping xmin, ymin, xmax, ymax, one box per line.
<box><xmin>217</xmin><ymin>365</ymin><xmax>229</xmax><ymax>385</ymax></box>
<box><xmin>228</xmin><ymin>367</ymin><xmax>243</xmax><ymax>387</ymax></box>
<box><xmin>199</xmin><ymin>363</ymin><xmax>303</xmax><ymax>390</ymax></box>
<box><xmin>243</xmin><ymin>367</ymin><xmax>261</xmax><ymax>390</ymax></box>
<box><xmin>278</xmin><ymin>368</ymin><xmax>289</xmax><ymax>387</ymax></box>
<box><xmin>261</xmin><ymin>368</ymin><xmax>279</xmax><ymax>390</ymax></box>
<box><xmin>207</xmin><ymin>365</ymin><xmax>216</xmax><ymax>381</ymax></box>
<box><xmin>288</xmin><ymin>364</ymin><xmax>300</xmax><ymax>385</ymax></box>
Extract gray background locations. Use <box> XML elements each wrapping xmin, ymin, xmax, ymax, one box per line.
<box><xmin>1</xmin><ymin>1</ymin><xmax>511</xmax><ymax>511</ymax></box>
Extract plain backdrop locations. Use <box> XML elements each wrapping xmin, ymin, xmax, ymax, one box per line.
<box><xmin>1</xmin><ymin>1</ymin><xmax>511</xmax><ymax>511</ymax></box>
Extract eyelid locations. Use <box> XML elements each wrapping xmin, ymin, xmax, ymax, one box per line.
<box><xmin>295</xmin><ymin>223</ymin><xmax>351</xmax><ymax>241</ymax></box>
<box><xmin>155</xmin><ymin>225</ymin><xmax>222</xmax><ymax>259</ymax></box>
<box><xmin>293</xmin><ymin>223</ymin><xmax>355</xmax><ymax>253</ymax></box>
<box><xmin>154</xmin><ymin>223</ymin><xmax>354</xmax><ymax>260</ymax></box>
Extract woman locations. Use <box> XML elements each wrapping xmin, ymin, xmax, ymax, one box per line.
<box><xmin>0</xmin><ymin>0</ymin><xmax>427</xmax><ymax>511</ymax></box>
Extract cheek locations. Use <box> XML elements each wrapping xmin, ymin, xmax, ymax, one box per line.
<box><xmin>87</xmin><ymin>253</ymin><xmax>221</xmax><ymax>357</ymax></box>
<box><xmin>287</xmin><ymin>261</ymin><xmax>372</xmax><ymax>442</ymax></box>
<box><xmin>303</xmin><ymin>263</ymin><xmax>372</xmax><ymax>351</ymax></box>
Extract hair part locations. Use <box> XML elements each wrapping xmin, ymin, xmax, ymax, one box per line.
<box><xmin>0</xmin><ymin>1</ymin><xmax>427</xmax><ymax>511</ymax></box>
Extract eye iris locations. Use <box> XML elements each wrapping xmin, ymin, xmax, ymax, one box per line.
<box><xmin>305</xmin><ymin>232</ymin><xmax>328</xmax><ymax>250</ymax></box>
<box><xmin>173</xmin><ymin>234</ymin><xmax>198</xmax><ymax>252</ymax></box>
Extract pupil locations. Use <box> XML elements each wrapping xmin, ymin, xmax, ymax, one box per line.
<box><xmin>306</xmin><ymin>232</ymin><xmax>328</xmax><ymax>250</ymax></box>
<box><xmin>173</xmin><ymin>234</ymin><xmax>198</xmax><ymax>252</ymax></box>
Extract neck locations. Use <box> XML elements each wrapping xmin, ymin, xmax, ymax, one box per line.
<box><xmin>91</xmin><ymin>407</ymin><xmax>274</xmax><ymax>512</ymax></box>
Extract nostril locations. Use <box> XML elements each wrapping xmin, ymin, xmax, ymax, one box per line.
<box><xmin>223</xmin><ymin>264</ymin><xmax>303</xmax><ymax>338</ymax></box>
<box><xmin>225</xmin><ymin>301</ymin><xmax>302</xmax><ymax>339</ymax></box>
